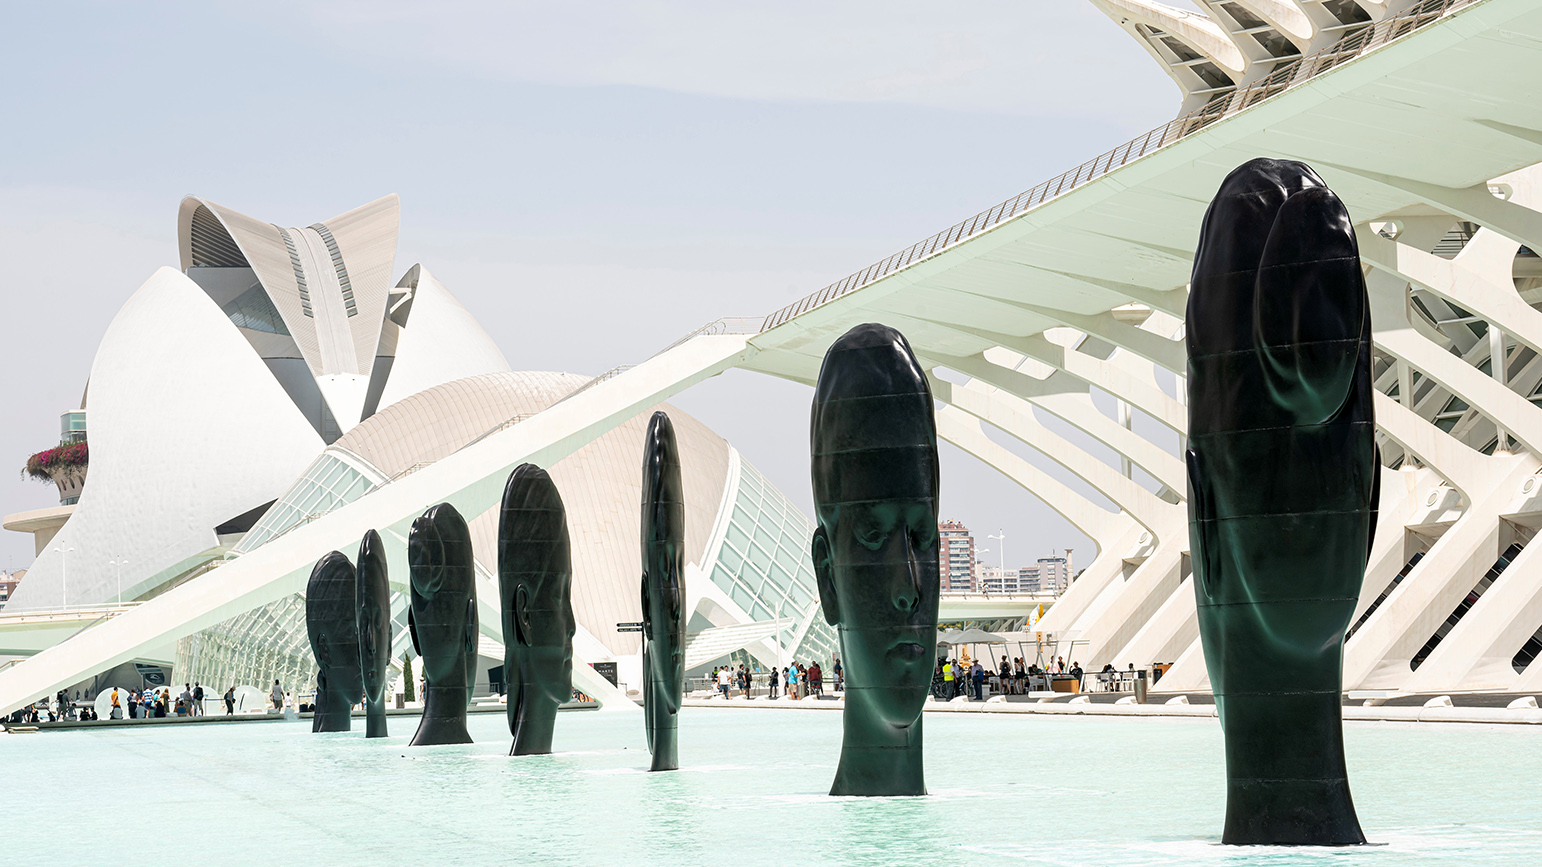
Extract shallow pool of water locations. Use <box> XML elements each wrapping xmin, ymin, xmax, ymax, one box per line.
<box><xmin>4</xmin><ymin>708</ymin><xmax>1539</xmax><ymax>865</ymax></box>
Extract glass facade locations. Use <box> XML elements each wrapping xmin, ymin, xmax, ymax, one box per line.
<box><xmin>709</xmin><ymin>459</ymin><xmax>839</xmax><ymax>667</ymax></box>
<box><xmin>181</xmin><ymin>449</ymin><xmax>840</xmax><ymax>694</ymax></box>
<box><xmin>233</xmin><ymin>450</ymin><xmax>383</xmax><ymax>554</ymax></box>
<box><xmin>59</xmin><ymin>410</ymin><xmax>87</xmax><ymax>444</ymax></box>
<box><xmin>178</xmin><ymin>449</ymin><xmax>390</xmax><ymax>695</ymax></box>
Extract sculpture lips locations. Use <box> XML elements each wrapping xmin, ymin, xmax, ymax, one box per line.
<box><xmin>890</xmin><ymin>642</ymin><xmax>925</xmax><ymax>661</ymax></box>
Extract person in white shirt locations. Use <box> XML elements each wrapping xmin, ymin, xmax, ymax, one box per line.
<box><xmin>717</xmin><ymin>667</ymin><xmax>731</xmax><ymax>699</ymax></box>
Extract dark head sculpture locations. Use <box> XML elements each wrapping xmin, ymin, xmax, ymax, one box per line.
<box><xmin>499</xmin><ymin>463</ymin><xmax>576</xmax><ymax>756</ymax></box>
<box><xmin>306</xmin><ymin>551</ymin><xmax>362</xmax><ymax>733</ymax></box>
<box><xmin>640</xmin><ymin>411</ymin><xmax>686</xmax><ymax>772</ymax></box>
<box><xmin>810</xmin><ymin>322</ymin><xmax>940</xmax><ymax>796</ymax></box>
<box><xmin>355</xmin><ymin>529</ymin><xmax>392</xmax><ymax>738</ymax></box>
<box><xmin>1188</xmin><ymin>157</ymin><xmax>1375</xmax><ymax>845</ymax></box>
<box><xmin>407</xmin><ymin>502</ymin><xmax>479</xmax><ymax>746</ymax></box>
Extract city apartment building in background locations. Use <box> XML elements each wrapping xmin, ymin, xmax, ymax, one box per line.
<box><xmin>938</xmin><ymin>520</ymin><xmax>977</xmax><ymax>591</ymax></box>
<box><xmin>1021</xmin><ymin>556</ymin><xmax>1071</xmax><ymax>595</ymax></box>
<box><xmin>0</xmin><ymin>571</ymin><xmax>22</xmax><ymax>608</ymax></box>
<box><xmin>978</xmin><ymin>565</ymin><xmax>1019</xmax><ymax>595</ymax></box>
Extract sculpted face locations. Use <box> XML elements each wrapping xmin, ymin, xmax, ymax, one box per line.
<box><xmin>356</xmin><ymin>529</ymin><xmax>392</xmax><ymax>705</ymax></box>
<box><xmin>408</xmin><ymin>502</ymin><xmax>478</xmax><ymax>746</ymax></box>
<box><xmin>640</xmin><ymin>411</ymin><xmax>685</xmax><ymax>770</ymax></box>
<box><xmin>811</xmin><ymin>324</ymin><xmax>940</xmax><ymax>730</ymax></box>
<box><xmin>1187</xmin><ymin>158</ymin><xmax>1373</xmax><ymax>845</ymax></box>
<box><xmin>306</xmin><ymin>551</ymin><xmax>362</xmax><ymax>733</ymax></box>
<box><xmin>500</xmin><ymin>463</ymin><xmax>576</xmax><ymax>731</ymax></box>
<box><xmin>641</xmin><ymin>412</ymin><xmax>685</xmax><ymax>702</ymax></box>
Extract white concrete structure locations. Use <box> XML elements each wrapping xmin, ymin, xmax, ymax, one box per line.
<box><xmin>7</xmin><ymin>0</ymin><xmax>1542</xmax><ymax>714</ymax></box>
<box><xmin>1</xmin><ymin>199</ymin><xmax>836</xmax><ymax>712</ymax></box>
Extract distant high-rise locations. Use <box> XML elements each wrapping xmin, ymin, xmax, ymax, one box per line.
<box><xmin>938</xmin><ymin>520</ymin><xmax>976</xmax><ymax>592</ymax></box>
<box><xmin>1036</xmin><ymin>557</ymin><xmax>1070</xmax><ymax>595</ymax></box>
<box><xmin>978</xmin><ymin>565</ymin><xmax>1019</xmax><ymax>595</ymax></box>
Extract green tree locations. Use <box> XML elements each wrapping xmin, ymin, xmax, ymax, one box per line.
<box><xmin>403</xmin><ymin>653</ymin><xmax>415</xmax><ymax>703</ymax></box>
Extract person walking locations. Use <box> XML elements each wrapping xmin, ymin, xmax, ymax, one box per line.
<box><xmin>109</xmin><ymin>690</ymin><xmax>123</xmax><ymax>720</ymax></box>
<box><xmin>768</xmin><ymin>665</ymin><xmax>779</xmax><ymax>699</ymax></box>
<box><xmin>786</xmin><ymin>665</ymin><xmax>798</xmax><ymax>699</ymax></box>
<box><xmin>717</xmin><ymin>666</ymin><xmax>731</xmax><ymax>699</ymax></box>
<box><xmin>192</xmin><ymin>683</ymin><xmax>204</xmax><ymax>717</ymax></box>
<box><xmin>270</xmin><ymin>679</ymin><xmax>284</xmax><ymax>710</ymax></box>
<box><xmin>971</xmin><ymin>660</ymin><xmax>985</xmax><ymax>701</ymax></box>
<box><xmin>833</xmin><ymin>657</ymin><xmax>842</xmax><ymax>692</ymax></box>
<box><xmin>224</xmin><ymin>686</ymin><xmax>236</xmax><ymax>715</ymax></box>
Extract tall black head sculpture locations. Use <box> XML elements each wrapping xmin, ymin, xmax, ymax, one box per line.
<box><xmin>408</xmin><ymin>502</ymin><xmax>479</xmax><ymax>746</ymax></box>
<box><xmin>811</xmin><ymin>323</ymin><xmax>940</xmax><ymax>797</ymax></box>
<box><xmin>1188</xmin><ymin>158</ymin><xmax>1375</xmax><ymax>845</ymax></box>
<box><xmin>499</xmin><ymin>463</ymin><xmax>576</xmax><ymax>756</ymax></box>
<box><xmin>306</xmin><ymin>551</ymin><xmax>363</xmax><ymax>733</ymax></box>
<box><xmin>355</xmin><ymin>529</ymin><xmax>392</xmax><ymax>739</ymax></box>
<box><xmin>640</xmin><ymin>411</ymin><xmax>686</xmax><ymax>772</ymax></box>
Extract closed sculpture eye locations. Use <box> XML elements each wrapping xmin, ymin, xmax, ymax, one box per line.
<box><xmin>856</xmin><ymin>517</ymin><xmax>888</xmax><ymax>550</ymax></box>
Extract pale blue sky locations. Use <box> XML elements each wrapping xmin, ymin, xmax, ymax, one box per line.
<box><xmin>0</xmin><ymin>1</ymin><xmax>1189</xmax><ymax>573</ymax></box>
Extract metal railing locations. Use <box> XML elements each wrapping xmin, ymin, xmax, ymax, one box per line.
<box><xmin>553</xmin><ymin>364</ymin><xmax>636</xmax><ymax>405</ymax></box>
<box><xmin>757</xmin><ymin>0</ymin><xmax>1482</xmax><ymax>332</ymax></box>
<box><xmin>0</xmin><ymin>601</ymin><xmax>143</xmax><ymax>621</ymax></box>
<box><xmin>656</xmin><ymin>316</ymin><xmax>763</xmax><ymax>355</ymax></box>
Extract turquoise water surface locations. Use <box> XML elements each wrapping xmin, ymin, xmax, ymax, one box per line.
<box><xmin>4</xmin><ymin>708</ymin><xmax>1540</xmax><ymax>865</ymax></box>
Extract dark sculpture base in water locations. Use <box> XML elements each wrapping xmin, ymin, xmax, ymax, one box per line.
<box><xmin>640</xmin><ymin>412</ymin><xmax>685</xmax><ymax>772</ymax></box>
<box><xmin>810</xmin><ymin>323</ymin><xmax>941</xmax><ymax>797</ymax></box>
<box><xmin>499</xmin><ymin>463</ymin><xmax>576</xmax><ymax>756</ymax></box>
<box><xmin>356</xmin><ymin>529</ymin><xmax>392</xmax><ymax>739</ymax></box>
<box><xmin>1188</xmin><ymin>158</ymin><xmax>1373</xmax><ymax>845</ymax></box>
<box><xmin>307</xmin><ymin>551</ymin><xmax>363</xmax><ymax>734</ymax></box>
<box><xmin>408</xmin><ymin>502</ymin><xmax>479</xmax><ymax>747</ymax></box>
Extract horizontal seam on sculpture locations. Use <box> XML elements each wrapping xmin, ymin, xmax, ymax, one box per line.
<box><xmin>1194</xmin><ymin>256</ymin><xmax>1361</xmax><ymax>280</ymax></box>
<box><xmin>1192</xmin><ymin>510</ymin><xmax>1369</xmax><ymax>520</ymax></box>
<box><xmin>1188</xmin><ymin>339</ymin><xmax>1364</xmax><ymax>363</ymax></box>
<box><xmin>1188</xmin><ymin>421</ymin><xmax>1373</xmax><ymax>435</ymax></box>
<box><xmin>1199</xmin><ymin>598</ymin><xmax>1358</xmax><ymax>607</ymax></box>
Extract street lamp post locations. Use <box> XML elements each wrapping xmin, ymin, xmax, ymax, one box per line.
<box><xmin>108</xmin><ymin>558</ymin><xmax>128</xmax><ymax>605</ymax></box>
<box><xmin>53</xmin><ymin>546</ymin><xmax>75</xmax><ymax>609</ymax></box>
<box><xmin>988</xmin><ymin>530</ymin><xmax>1007</xmax><ymax>591</ymax></box>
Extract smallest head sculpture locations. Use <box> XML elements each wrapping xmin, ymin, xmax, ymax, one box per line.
<box><xmin>499</xmin><ymin>463</ymin><xmax>576</xmax><ymax>756</ymax></box>
<box><xmin>306</xmin><ymin>551</ymin><xmax>363</xmax><ymax>733</ymax></box>
<box><xmin>640</xmin><ymin>411</ymin><xmax>686</xmax><ymax>772</ymax></box>
<box><xmin>811</xmin><ymin>323</ymin><xmax>940</xmax><ymax>796</ymax></box>
<box><xmin>408</xmin><ymin>502</ymin><xmax>479</xmax><ymax>746</ymax></box>
<box><xmin>355</xmin><ymin>529</ymin><xmax>392</xmax><ymax>739</ymax></box>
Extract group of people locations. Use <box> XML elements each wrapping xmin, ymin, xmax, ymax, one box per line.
<box><xmin>118</xmin><ymin>683</ymin><xmax>215</xmax><ymax>718</ymax></box>
<box><xmin>6</xmin><ymin>681</ymin><xmax>262</xmax><ymax>725</ymax></box>
<box><xmin>934</xmin><ymin>656</ymin><xmax>1087</xmax><ymax>700</ymax></box>
<box><xmin>706</xmin><ymin>658</ymin><xmax>844</xmax><ymax>700</ymax></box>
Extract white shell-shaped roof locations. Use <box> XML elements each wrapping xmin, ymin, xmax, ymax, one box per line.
<box><xmin>334</xmin><ymin>369</ymin><xmax>732</xmax><ymax>656</ymax></box>
<box><xmin>5</xmin><ymin>268</ymin><xmax>325</xmax><ymax>610</ymax></box>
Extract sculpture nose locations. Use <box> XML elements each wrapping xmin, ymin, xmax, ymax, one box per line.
<box><xmin>894</xmin><ymin>531</ymin><xmax>921</xmax><ymax>614</ymax></box>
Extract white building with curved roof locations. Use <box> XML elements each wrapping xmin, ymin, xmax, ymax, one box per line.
<box><xmin>3</xmin><ymin>196</ymin><xmax>835</xmax><ymax>707</ymax></box>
